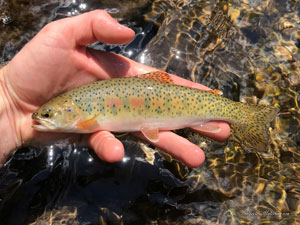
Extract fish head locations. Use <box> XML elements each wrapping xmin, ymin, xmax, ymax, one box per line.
<box><xmin>32</xmin><ymin>96</ymin><xmax>81</xmax><ymax>132</ymax></box>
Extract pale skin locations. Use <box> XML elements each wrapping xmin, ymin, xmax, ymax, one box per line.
<box><xmin>0</xmin><ymin>10</ymin><xmax>230</xmax><ymax>168</ymax></box>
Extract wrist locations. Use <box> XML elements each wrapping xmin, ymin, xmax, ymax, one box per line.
<box><xmin>0</xmin><ymin>65</ymin><xmax>22</xmax><ymax>166</ymax></box>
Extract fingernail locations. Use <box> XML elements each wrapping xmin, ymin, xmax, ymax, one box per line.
<box><xmin>116</xmin><ymin>24</ymin><xmax>132</xmax><ymax>31</ymax></box>
<box><xmin>191</xmin><ymin>83</ymin><xmax>210</xmax><ymax>91</ymax></box>
<box><xmin>105</xmin><ymin>19</ymin><xmax>129</xmax><ymax>29</ymax></box>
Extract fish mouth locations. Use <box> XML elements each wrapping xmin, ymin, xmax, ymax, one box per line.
<box><xmin>32</xmin><ymin>118</ymin><xmax>57</xmax><ymax>132</ymax></box>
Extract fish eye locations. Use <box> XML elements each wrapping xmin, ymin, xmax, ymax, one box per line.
<box><xmin>41</xmin><ymin>108</ymin><xmax>53</xmax><ymax>118</ymax></box>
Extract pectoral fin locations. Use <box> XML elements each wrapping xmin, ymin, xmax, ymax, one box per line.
<box><xmin>141</xmin><ymin>127</ymin><xmax>159</xmax><ymax>143</ymax></box>
<box><xmin>77</xmin><ymin>112</ymin><xmax>101</xmax><ymax>131</ymax></box>
<box><xmin>191</xmin><ymin>122</ymin><xmax>221</xmax><ymax>133</ymax></box>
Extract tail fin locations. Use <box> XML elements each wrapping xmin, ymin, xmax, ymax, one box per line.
<box><xmin>232</xmin><ymin>104</ymin><xmax>279</xmax><ymax>151</ymax></box>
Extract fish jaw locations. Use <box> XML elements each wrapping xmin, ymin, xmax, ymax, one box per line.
<box><xmin>32</xmin><ymin>124</ymin><xmax>52</xmax><ymax>132</ymax></box>
<box><xmin>32</xmin><ymin>117</ymin><xmax>92</xmax><ymax>133</ymax></box>
<box><xmin>32</xmin><ymin>119</ymin><xmax>59</xmax><ymax>132</ymax></box>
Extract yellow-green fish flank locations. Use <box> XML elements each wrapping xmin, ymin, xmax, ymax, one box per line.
<box><xmin>32</xmin><ymin>72</ymin><xmax>279</xmax><ymax>150</ymax></box>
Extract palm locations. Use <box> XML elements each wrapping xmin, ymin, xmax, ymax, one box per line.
<box><xmin>10</xmin><ymin>30</ymin><xmax>97</xmax><ymax>106</ymax></box>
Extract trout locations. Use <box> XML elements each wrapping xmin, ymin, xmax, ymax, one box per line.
<box><xmin>32</xmin><ymin>72</ymin><xmax>279</xmax><ymax>150</ymax></box>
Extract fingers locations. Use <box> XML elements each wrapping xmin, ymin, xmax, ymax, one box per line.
<box><xmin>89</xmin><ymin>129</ymin><xmax>206</xmax><ymax>168</ymax></box>
<box><xmin>86</xmin><ymin>50</ymin><xmax>133</xmax><ymax>79</ymax></box>
<box><xmin>89</xmin><ymin>131</ymin><xmax>124</xmax><ymax>162</ymax></box>
<box><xmin>193</xmin><ymin>121</ymin><xmax>230</xmax><ymax>142</ymax></box>
<box><xmin>84</xmin><ymin>49</ymin><xmax>158</xmax><ymax>79</ymax></box>
<box><xmin>168</xmin><ymin>74</ymin><xmax>211</xmax><ymax>91</ymax></box>
<box><xmin>44</xmin><ymin>10</ymin><xmax>135</xmax><ymax>46</ymax></box>
<box><xmin>134</xmin><ymin>131</ymin><xmax>205</xmax><ymax>168</ymax></box>
<box><xmin>92</xmin><ymin>55</ymin><xmax>211</xmax><ymax>91</ymax></box>
<box><xmin>73</xmin><ymin>10</ymin><xmax>135</xmax><ymax>45</ymax></box>
<box><xmin>89</xmin><ymin>127</ymin><xmax>226</xmax><ymax>168</ymax></box>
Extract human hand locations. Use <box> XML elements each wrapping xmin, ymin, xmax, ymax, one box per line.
<box><xmin>0</xmin><ymin>10</ymin><xmax>230</xmax><ymax>167</ymax></box>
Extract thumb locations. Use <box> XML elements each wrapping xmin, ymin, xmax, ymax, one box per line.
<box><xmin>44</xmin><ymin>10</ymin><xmax>135</xmax><ymax>46</ymax></box>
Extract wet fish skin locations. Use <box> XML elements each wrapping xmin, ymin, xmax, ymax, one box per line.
<box><xmin>32</xmin><ymin>72</ymin><xmax>279</xmax><ymax>150</ymax></box>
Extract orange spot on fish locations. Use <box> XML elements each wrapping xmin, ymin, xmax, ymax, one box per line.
<box><xmin>130</xmin><ymin>98</ymin><xmax>144</xmax><ymax>107</ymax></box>
<box><xmin>154</xmin><ymin>100</ymin><xmax>162</xmax><ymax>107</ymax></box>
<box><xmin>172</xmin><ymin>100</ymin><xmax>183</xmax><ymax>108</ymax></box>
<box><xmin>106</xmin><ymin>98</ymin><xmax>123</xmax><ymax>109</ymax></box>
<box><xmin>77</xmin><ymin>112</ymin><xmax>101</xmax><ymax>131</ymax></box>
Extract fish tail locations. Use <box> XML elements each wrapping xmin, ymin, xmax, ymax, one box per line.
<box><xmin>232</xmin><ymin>104</ymin><xmax>279</xmax><ymax>150</ymax></box>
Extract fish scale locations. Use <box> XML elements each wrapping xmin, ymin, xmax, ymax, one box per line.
<box><xmin>70</xmin><ymin>78</ymin><xmax>220</xmax><ymax>119</ymax></box>
<box><xmin>32</xmin><ymin>72</ymin><xmax>279</xmax><ymax>150</ymax></box>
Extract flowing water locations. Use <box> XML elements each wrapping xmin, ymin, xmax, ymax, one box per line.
<box><xmin>0</xmin><ymin>0</ymin><xmax>300</xmax><ymax>224</ymax></box>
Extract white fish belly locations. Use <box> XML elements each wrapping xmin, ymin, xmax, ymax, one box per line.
<box><xmin>96</xmin><ymin>117</ymin><xmax>209</xmax><ymax>132</ymax></box>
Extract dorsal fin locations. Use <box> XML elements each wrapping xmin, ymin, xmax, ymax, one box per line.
<box><xmin>138</xmin><ymin>71</ymin><xmax>174</xmax><ymax>84</ymax></box>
